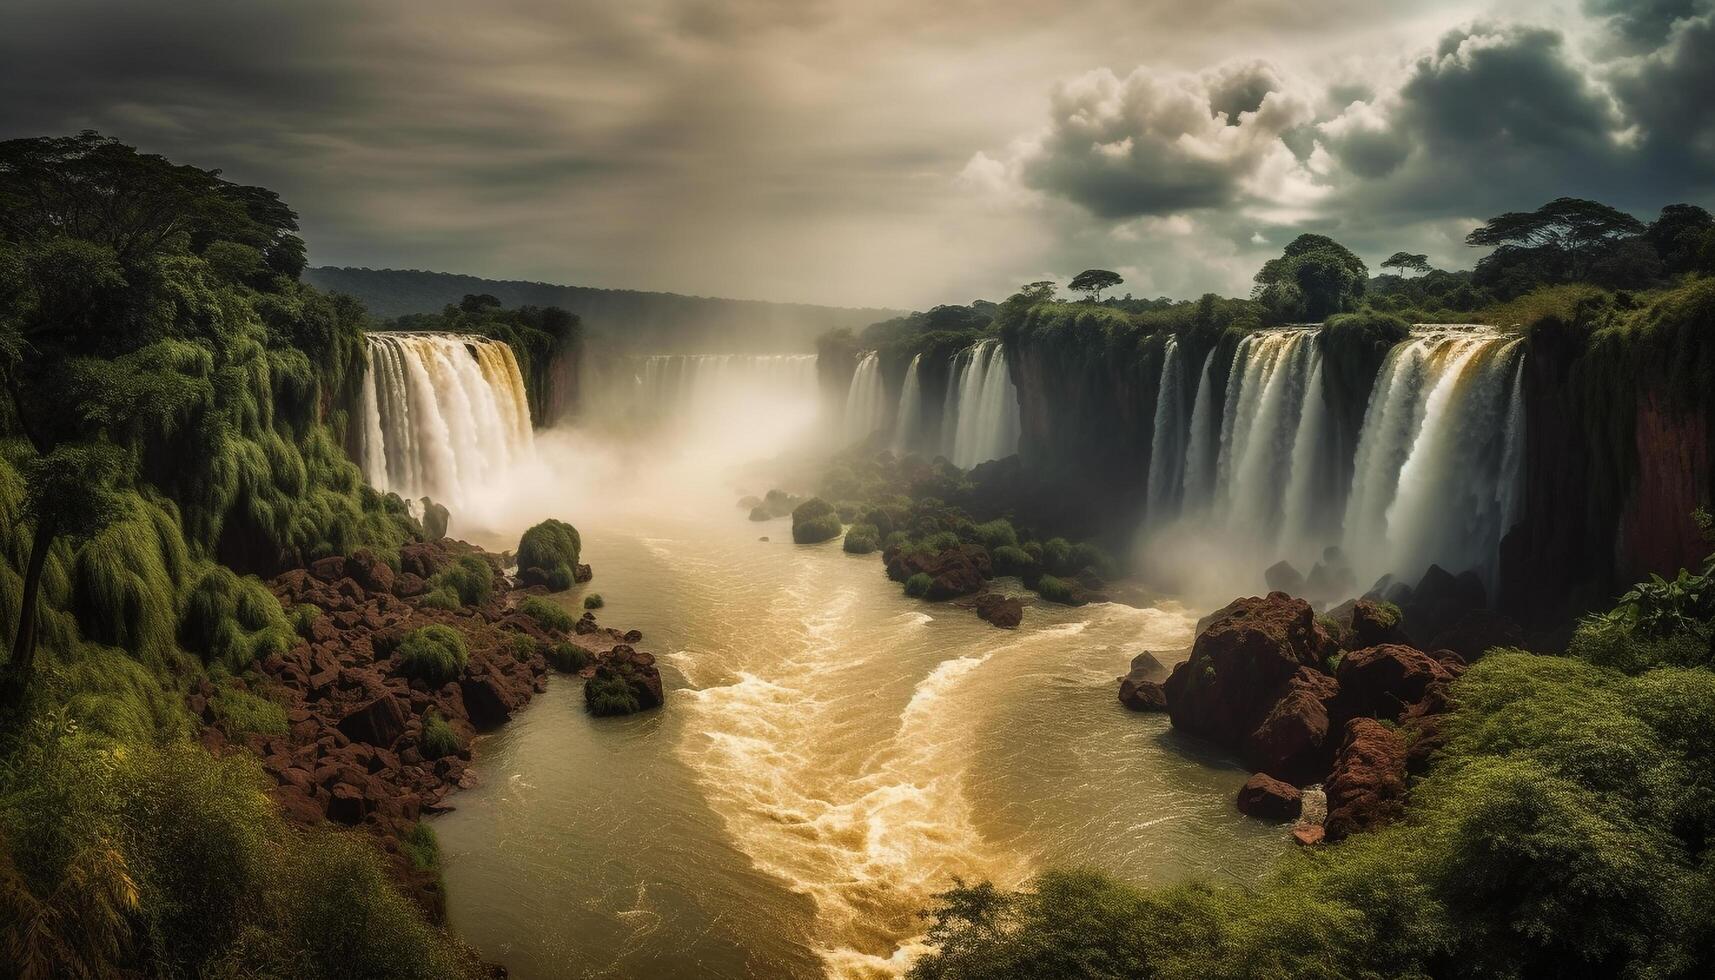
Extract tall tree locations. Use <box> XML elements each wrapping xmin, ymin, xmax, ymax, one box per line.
<box><xmin>1382</xmin><ymin>252</ymin><xmax>1432</xmax><ymax>276</ymax></box>
<box><xmin>1644</xmin><ymin>204</ymin><xmax>1715</xmax><ymax>275</ymax></box>
<box><xmin>1252</xmin><ymin>234</ymin><xmax>1367</xmax><ymax>321</ymax></box>
<box><xmin>1068</xmin><ymin>269</ymin><xmax>1123</xmax><ymax>302</ymax></box>
<box><xmin>1466</xmin><ymin>197</ymin><xmax>1646</xmax><ymax>283</ymax></box>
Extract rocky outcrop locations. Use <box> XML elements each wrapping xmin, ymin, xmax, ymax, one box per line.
<box><xmin>972</xmin><ymin>592</ymin><xmax>1023</xmax><ymax>629</ymax></box>
<box><xmin>884</xmin><ymin>543</ymin><xmax>992</xmax><ymax>599</ymax></box>
<box><xmin>1323</xmin><ymin>718</ymin><xmax>1409</xmax><ymax>842</ymax></box>
<box><xmin>1118</xmin><ymin>676</ymin><xmax>1168</xmax><ymax>712</ymax></box>
<box><xmin>1331</xmin><ymin>644</ymin><xmax>1454</xmax><ymax>725</ymax></box>
<box><xmin>1236</xmin><ymin>773</ymin><xmax>1302</xmax><ymax>821</ymax></box>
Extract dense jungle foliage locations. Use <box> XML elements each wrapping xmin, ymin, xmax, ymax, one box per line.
<box><xmin>0</xmin><ymin>133</ymin><xmax>477</xmax><ymax>976</ymax></box>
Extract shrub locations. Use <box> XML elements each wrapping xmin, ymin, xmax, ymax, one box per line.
<box><xmin>883</xmin><ymin>530</ymin><xmax>910</xmax><ymax>550</ymax></box>
<box><xmin>546</xmin><ymin>642</ymin><xmax>594</xmax><ymax>673</ymax></box>
<box><xmin>583</xmin><ymin>593</ymin><xmax>604</xmax><ymax>609</ymax></box>
<box><xmin>178</xmin><ymin>565</ymin><xmax>293</xmax><ymax>673</ymax></box>
<box><xmin>289</xmin><ymin>603</ymin><xmax>320</xmax><ymax>639</ymax></box>
<box><xmin>585</xmin><ymin>669</ymin><xmax>641</xmax><ymax>716</ymax></box>
<box><xmin>209</xmin><ymin>686</ymin><xmax>288</xmax><ymax>736</ymax></box>
<box><xmin>520</xmin><ymin>595</ymin><xmax>574</xmax><ymax>632</ymax></box>
<box><xmin>1041</xmin><ymin>537</ymin><xmax>1074</xmax><ymax>575</ymax></box>
<box><xmin>418</xmin><ymin>587</ymin><xmax>460</xmax><ymax>611</ymax></box>
<box><xmin>835</xmin><ymin>500</ymin><xmax>861</xmax><ymax>522</ymax></box>
<box><xmin>516</xmin><ymin>518</ymin><xmax>582</xmax><ymax>591</ymax></box>
<box><xmin>971</xmin><ymin>518</ymin><xmax>1018</xmax><ymax>550</ymax></box>
<box><xmin>430</xmin><ymin>553</ymin><xmax>493</xmax><ymax>607</ymax></box>
<box><xmin>503</xmin><ymin>633</ymin><xmax>538</xmax><ymax>662</ymax></box>
<box><xmin>792</xmin><ymin>497</ymin><xmax>843</xmax><ymax>544</ymax></box>
<box><xmin>420</xmin><ymin>710</ymin><xmax>460</xmax><ymax>758</ymax></box>
<box><xmin>1035</xmin><ymin>574</ymin><xmax>1083</xmax><ymax>606</ymax></box>
<box><xmin>843</xmin><ymin>524</ymin><xmax>880</xmax><ymax>554</ymax></box>
<box><xmin>395</xmin><ymin>625</ymin><xmax>468</xmax><ymax>684</ymax></box>
<box><xmin>991</xmin><ymin>545</ymin><xmax>1036</xmax><ymax>577</ymax></box>
<box><xmin>904</xmin><ymin>573</ymin><xmax>933</xmax><ymax>598</ymax></box>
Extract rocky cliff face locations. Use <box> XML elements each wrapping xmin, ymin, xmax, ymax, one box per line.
<box><xmin>1617</xmin><ymin>387</ymin><xmax>1710</xmax><ymax>583</ymax></box>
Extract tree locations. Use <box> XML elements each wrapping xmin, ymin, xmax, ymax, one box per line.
<box><xmin>1645</xmin><ymin>204</ymin><xmax>1715</xmax><ymax>275</ymax></box>
<box><xmin>1467</xmin><ymin>198</ymin><xmax>1647</xmax><ymax>286</ymax></box>
<box><xmin>1068</xmin><ymin>269</ymin><xmax>1123</xmax><ymax>302</ymax></box>
<box><xmin>1381</xmin><ymin>252</ymin><xmax>1432</xmax><ymax>276</ymax></box>
<box><xmin>1252</xmin><ymin>234</ymin><xmax>1368</xmax><ymax>321</ymax></box>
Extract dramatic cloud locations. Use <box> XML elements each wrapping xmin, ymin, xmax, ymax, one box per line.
<box><xmin>0</xmin><ymin>0</ymin><xmax>1710</xmax><ymax>304</ymax></box>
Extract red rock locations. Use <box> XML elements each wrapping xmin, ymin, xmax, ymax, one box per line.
<box><xmin>460</xmin><ymin>676</ymin><xmax>515</xmax><ymax>728</ymax></box>
<box><xmin>1323</xmin><ymin>718</ymin><xmax>1409</xmax><ymax>842</ymax></box>
<box><xmin>345</xmin><ymin>549</ymin><xmax>396</xmax><ymax>596</ymax></box>
<box><xmin>973</xmin><ymin>592</ymin><xmax>1023</xmax><ymax>629</ymax></box>
<box><xmin>326</xmin><ymin>783</ymin><xmax>371</xmax><ymax>825</ymax></box>
<box><xmin>1118</xmin><ymin>676</ymin><xmax>1168</xmax><ymax>712</ymax></box>
<box><xmin>1236</xmin><ymin>773</ymin><xmax>1302</xmax><ymax>821</ymax></box>
<box><xmin>1333</xmin><ymin>643</ymin><xmax>1454</xmax><ymax>724</ymax></box>
<box><xmin>309</xmin><ymin>555</ymin><xmax>348</xmax><ymax>583</ymax></box>
<box><xmin>336</xmin><ymin>694</ymin><xmax>407</xmax><ymax>748</ymax></box>
<box><xmin>1245</xmin><ymin>667</ymin><xmax>1337</xmax><ymax>784</ymax></box>
<box><xmin>1292</xmin><ymin>824</ymin><xmax>1325</xmax><ymax>846</ymax></box>
<box><xmin>1349</xmin><ymin>598</ymin><xmax>1411</xmax><ymax>650</ymax></box>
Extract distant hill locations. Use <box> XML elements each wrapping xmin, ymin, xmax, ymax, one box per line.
<box><xmin>305</xmin><ymin>267</ymin><xmax>902</xmax><ymax>353</ymax></box>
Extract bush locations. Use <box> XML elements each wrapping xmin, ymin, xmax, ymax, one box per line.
<box><xmin>1035</xmin><ymin>574</ymin><xmax>1083</xmax><ymax>606</ymax></box>
<box><xmin>209</xmin><ymin>686</ymin><xmax>288</xmax><ymax>736</ymax></box>
<box><xmin>290</xmin><ymin>603</ymin><xmax>320</xmax><ymax>639</ymax></box>
<box><xmin>429</xmin><ymin>553</ymin><xmax>493</xmax><ymax>607</ymax></box>
<box><xmin>990</xmin><ymin>545</ymin><xmax>1036</xmax><ymax>577</ymax></box>
<box><xmin>971</xmin><ymin>519</ymin><xmax>1018</xmax><ymax>550</ymax></box>
<box><xmin>502</xmin><ymin>633</ymin><xmax>538</xmax><ymax>662</ymax></box>
<box><xmin>418</xmin><ymin>587</ymin><xmax>460</xmax><ymax>611</ymax></box>
<box><xmin>401</xmin><ymin>822</ymin><xmax>442</xmax><ymax>877</ymax></box>
<box><xmin>904</xmin><ymin>572</ymin><xmax>933</xmax><ymax>598</ymax></box>
<box><xmin>1041</xmin><ymin>538</ymin><xmax>1073</xmax><ymax>575</ymax></box>
<box><xmin>516</xmin><ymin>518</ymin><xmax>582</xmax><ymax>591</ymax></box>
<box><xmin>395</xmin><ymin>624</ymin><xmax>468</xmax><ymax>684</ymax></box>
<box><xmin>546</xmin><ymin>642</ymin><xmax>594</xmax><ymax>673</ymax></box>
<box><xmin>583</xmin><ymin>593</ymin><xmax>604</xmax><ymax>610</ymax></box>
<box><xmin>584</xmin><ymin>669</ymin><xmax>641</xmax><ymax>716</ymax></box>
<box><xmin>179</xmin><ymin>565</ymin><xmax>293</xmax><ymax>673</ymax></box>
<box><xmin>792</xmin><ymin>497</ymin><xmax>842</xmax><ymax>544</ymax></box>
<box><xmin>520</xmin><ymin>595</ymin><xmax>574</xmax><ymax>632</ymax></box>
<box><xmin>843</xmin><ymin>524</ymin><xmax>880</xmax><ymax>554</ymax></box>
<box><xmin>420</xmin><ymin>710</ymin><xmax>460</xmax><ymax>758</ymax></box>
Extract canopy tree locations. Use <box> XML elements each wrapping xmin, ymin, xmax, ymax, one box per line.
<box><xmin>1252</xmin><ymin>233</ymin><xmax>1368</xmax><ymax>321</ymax></box>
<box><xmin>1068</xmin><ymin>269</ymin><xmax>1123</xmax><ymax>302</ymax></box>
<box><xmin>1381</xmin><ymin>251</ymin><xmax>1432</xmax><ymax>276</ymax></box>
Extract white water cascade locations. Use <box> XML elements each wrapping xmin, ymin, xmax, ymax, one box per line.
<box><xmin>1211</xmin><ymin>329</ymin><xmax>1324</xmax><ymax>544</ymax></box>
<box><xmin>1341</xmin><ymin>326</ymin><xmax>1527</xmax><ymax>589</ymax></box>
<box><xmin>892</xmin><ymin>354</ymin><xmax>923</xmax><ymax>453</ymax></box>
<box><xmin>1144</xmin><ymin>338</ymin><xmax>1187</xmax><ymax>521</ymax></box>
<box><xmin>942</xmin><ymin>340</ymin><xmax>1021</xmax><ymax>468</ymax></box>
<box><xmin>842</xmin><ymin>351</ymin><xmax>887</xmax><ymax>444</ymax></box>
<box><xmin>613</xmin><ymin>353</ymin><xmax>822</xmax><ymax>460</ymax></box>
<box><xmin>357</xmin><ymin>332</ymin><xmax>536</xmax><ymax>508</ymax></box>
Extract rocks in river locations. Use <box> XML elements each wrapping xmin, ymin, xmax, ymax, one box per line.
<box><xmin>1118</xmin><ymin>677</ymin><xmax>1168</xmax><ymax>712</ymax></box>
<box><xmin>1236</xmin><ymin>773</ymin><xmax>1302</xmax><ymax>821</ymax></box>
<box><xmin>1247</xmin><ymin>667</ymin><xmax>1338</xmax><ymax>784</ymax></box>
<box><xmin>1332</xmin><ymin>643</ymin><xmax>1455</xmax><ymax>725</ymax></box>
<box><xmin>584</xmin><ymin>645</ymin><xmax>664</xmax><ymax>716</ymax></box>
<box><xmin>336</xmin><ymin>694</ymin><xmax>408</xmax><ymax>748</ymax></box>
<box><xmin>1127</xmin><ymin>650</ymin><xmax>1170</xmax><ymax>682</ymax></box>
<box><xmin>1323</xmin><ymin>718</ymin><xmax>1409</xmax><ymax>842</ymax></box>
<box><xmin>1291</xmin><ymin>824</ymin><xmax>1326</xmax><ymax>846</ymax></box>
<box><xmin>884</xmin><ymin>544</ymin><xmax>992</xmax><ymax>600</ymax></box>
<box><xmin>973</xmin><ymin>592</ymin><xmax>1023</xmax><ymax>629</ymax></box>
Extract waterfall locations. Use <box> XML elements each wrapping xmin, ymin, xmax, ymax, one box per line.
<box><xmin>1144</xmin><ymin>338</ymin><xmax>1186</xmax><ymax>522</ymax></box>
<box><xmin>842</xmin><ymin>351</ymin><xmax>887</xmax><ymax>444</ymax></box>
<box><xmin>1179</xmin><ymin>349</ymin><xmax>1218</xmax><ymax>510</ymax></box>
<box><xmin>1212</xmin><ymin>330</ymin><xmax>1320</xmax><ymax>542</ymax></box>
<box><xmin>892</xmin><ymin>354</ymin><xmax>923</xmax><ymax>453</ymax></box>
<box><xmin>943</xmin><ymin>340</ymin><xmax>1020</xmax><ymax>468</ymax></box>
<box><xmin>1342</xmin><ymin>326</ymin><xmax>1527</xmax><ymax>590</ymax></box>
<box><xmin>359</xmin><ymin>332</ymin><xmax>536</xmax><ymax>508</ymax></box>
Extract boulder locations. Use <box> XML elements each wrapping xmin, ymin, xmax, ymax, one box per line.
<box><xmin>1291</xmin><ymin>824</ymin><xmax>1326</xmax><ymax>846</ymax></box>
<box><xmin>1323</xmin><ymin>718</ymin><xmax>1409</xmax><ymax>842</ymax></box>
<box><xmin>886</xmin><ymin>545</ymin><xmax>991</xmax><ymax>600</ymax></box>
<box><xmin>326</xmin><ymin>782</ymin><xmax>372</xmax><ymax>825</ymax></box>
<box><xmin>973</xmin><ymin>592</ymin><xmax>1023</xmax><ymax>629</ymax></box>
<box><xmin>1236</xmin><ymin>773</ymin><xmax>1302</xmax><ymax>821</ymax></box>
<box><xmin>1332</xmin><ymin>644</ymin><xmax>1454</xmax><ymax>724</ymax></box>
<box><xmin>335</xmin><ymin>694</ymin><xmax>407</xmax><ymax>748</ymax></box>
<box><xmin>1127</xmin><ymin>650</ymin><xmax>1170</xmax><ymax>682</ymax></box>
<box><xmin>1264</xmin><ymin>560</ymin><xmax>1306</xmax><ymax>596</ymax></box>
<box><xmin>1164</xmin><ymin>593</ymin><xmax>1334</xmax><ymax>753</ymax></box>
<box><xmin>1427</xmin><ymin>610</ymin><xmax>1523</xmax><ymax>664</ymax></box>
<box><xmin>1349</xmin><ymin>598</ymin><xmax>1410</xmax><ymax>650</ymax></box>
<box><xmin>1244</xmin><ymin>667</ymin><xmax>1337</xmax><ymax>784</ymax></box>
<box><xmin>460</xmin><ymin>676</ymin><xmax>515</xmax><ymax>728</ymax></box>
<box><xmin>310</xmin><ymin>555</ymin><xmax>348</xmax><ymax>583</ymax></box>
<box><xmin>1118</xmin><ymin>677</ymin><xmax>1168</xmax><ymax>712</ymax></box>
<box><xmin>345</xmin><ymin>549</ymin><xmax>395</xmax><ymax>596</ymax></box>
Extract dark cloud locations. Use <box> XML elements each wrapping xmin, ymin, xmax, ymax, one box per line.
<box><xmin>1584</xmin><ymin>0</ymin><xmax>1710</xmax><ymax>50</ymax></box>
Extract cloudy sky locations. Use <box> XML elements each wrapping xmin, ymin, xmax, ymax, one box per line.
<box><xmin>1</xmin><ymin>0</ymin><xmax>1711</xmax><ymax>308</ymax></box>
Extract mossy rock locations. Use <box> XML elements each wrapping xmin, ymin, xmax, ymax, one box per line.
<box><xmin>792</xmin><ymin>497</ymin><xmax>842</xmax><ymax>544</ymax></box>
<box><xmin>396</xmin><ymin>624</ymin><xmax>469</xmax><ymax>684</ymax></box>
<box><xmin>516</xmin><ymin>518</ymin><xmax>582</xmax><ymax>591</ymax></box>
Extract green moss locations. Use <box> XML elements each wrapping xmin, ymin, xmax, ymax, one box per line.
<box><xmin>904</xmin><ymin>572</ymin><xmax>933</xmax><ymax>598</ymax></box>
<box><xmin>209</xmin><ymin>685</ymin><xmax>288</xmax><ymax>736</ymax></box>
<box><xmin>502</xmin><ymin>633</ymin><xmax>539</xmax><ymax>662</ymax></box>
<box><xmin>585</xmin><ymin>669</ymin><xmax>641</xmax><ymax>716</ymax></box>
<box><xmin>395</xmin><ymin>624</ymin><xmax>468</xmax><ymax>684</ymax></box>
<box><xmin>429</xmin><ymin>553</ymin><xmax>493</xmax><ymax>606</ymax></box>
<box><xmin>990</xmin><ymin>545</ymin><xmax>1036</xmax><ymax>577</ymax></box>
<box><xmin>546</xmin><ymin>642</ymin><xmax>594</xmax><ymax>673</ymax></box>
<box><xmin>418</xmin><ymin>587</ymin><xmax>460</xmax><ymax>611</ymax></box>
<box><xmin>583</xmin><ymin>593</ymin><xmax>604</xmax><ymax>610</ymax></box>
<box><xmin>843</xmin><ymin>524</ymin><xmax>880</xmax><ymax>554</ymax></box>
<box><xmin>792</xmin><ymin>497</ymin><xmax>843</xmax><ymax>544</ymax></box>
<box><xmin>420</xmin><ymin>710</ymin><xmax>460</xmax><ymax>758</ymax></box>
<box><xmin>1035</xmin><ymin>574</ymin><xmax>1083</xmax><ymax>606</ymax></box>
<box><xmin>179</xmin><ymin>564</ymin><xmax>293</xmax><ymax>672</ymax></box>
<box><xmin>516</xmin><ymin>518</ymin><xmax>582</xmax><ymax>591</ymax></box>
<box><xmin>520</xmin><ymin>595</ymin><xmax>574</xmax><ymax>632</ymax></box>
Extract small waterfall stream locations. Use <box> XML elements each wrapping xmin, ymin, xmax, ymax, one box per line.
<box><xmin>892</xmin><ymin>354</ymin><xmax>923</xmax><ymax>453</ymax></box>
<box><xmin>942</xmin><ymin>340</ymin><xmax>1020</xmax><ymax>468</ymax></box>
<box><xmin>842</xmin><ymin>351</ymin><xmax>887</xmax><ymax>444</ymax></box>
<box><xmin>358</xmin><ymin>332</ymin><xmax>535</xmax><ymax>508</ymax></box>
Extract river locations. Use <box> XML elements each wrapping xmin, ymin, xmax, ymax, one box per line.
<box><xmin>434</xmin><ymin>431</ymin><xmax>1283</xmax><ymax>979</ymax></box>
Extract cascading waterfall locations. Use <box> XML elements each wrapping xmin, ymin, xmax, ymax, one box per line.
<box><xmin>358</xmin><ymin>332</ymin><xmax>536</xmax><ymax>508</ymax></box>
<box><xmin>892</xmin><ymin>354</ymin><xmax>923</xmax><ymax>453</ymax></box>
<box><xmin>943</xmin><ymin>340</ymin><xmax>1020</xmax><ymax>468</ymax></box>
<box><xmin>1145</xmin><ymin>323</ymin><xmax>1526</xmax><ymax>594</ymax></box>
<box><xmin>1341</xmin><ymin>326</ymin><xmax>1527</xmax><ymax>589</ymax></box>
<box><xmin>842</xmin><ymin>351</ymin><xmax>887</xmax><ymax>444</ymax></box>
<box><xmin>1144</xmin><ymin>338</ymin><xmax>1186</xmax><ymax>522</ymax></box>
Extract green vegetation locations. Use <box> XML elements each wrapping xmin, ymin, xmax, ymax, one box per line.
<box><xmin>546</xmin><ymin>641</ymin><xmax>594</xmax><ymax>673</ymax></box>
<box><xmin>426</xmin><ymin>553</ymin><xmax>493</xmax><ymax>608</ymax></box>
<box><xmin>395</xmin><ymin>624</ymin><xmax>468</xmax><ymax>685</ymax></box>
<box><xmin>519</xmin><ymin>595</ymin><xmax>574</xmax><ymax>632</ymax></box>
<box><xmin>419</xmin><ymin>710</ymin><xmax>460</xmax><ymax>758</ymax></box>
<box><xmin>583</xmin><ymin>593</ymin><xmax>603</xmax><ymax>610</ymax></box>
<box><xmin>791</xmin><ymin>497</ymin><xmax>843</xmax><ymax>544</ymax></box>
<box><xmin>842</xmin><ymin>523</ymin><xmax>880</xmax><ymax>554</ymax></box>
<box><xmin>501</xmin><ymin>633</ymin><xmax>538</xmax><ymax>662</ymax></box>
<box><xmin>209</xmin><ymin>685</ymin><xmax>289</xmax><ymax>736</ymax></box>
<box><xmin>1253</xmin><ymin>233</ymin><xmax>1368</xmax><ymax>321</ymax></box>
<box><xmin>1033</xmin><ymin>574</ymin><xmax>1082</xmax><ymax>606</ymax></box>
<box><xmin>909</xmin><ymin>556</ymin><xmax>1715</xmax><ymax>980</ymax></box>
<box><xmin>584</xmin><ymin>668</ymin><xmax>641</xmax><ymax>716</ymax></box>
<box><xmin>515</xmin><ymin>518</ymin><xmax>581</xmax><ymax>591</ymax></box>
<box><xmin>393</xmin><ymin>295</ymin><xmax>581</xmax><ymax>425</ymax></box>
<box><xmin>904</xmin><ymin>573</ymin><xmax>933</xmax><ymax>598</ymax></box>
